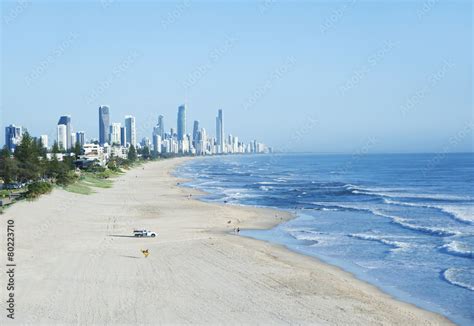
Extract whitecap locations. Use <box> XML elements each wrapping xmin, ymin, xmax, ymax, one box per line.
<box><xmin>440</xmin><ymin>241</ymin><xmax>474</xmax><ymax>258</ymax></box>
<box><xmin>348</xmin><ymin>233</ymin><xmax>410</xmax><ymax>252</ymax></box>
<box><xmin>442</xmin><ymin>268</ymin><xmax>474</xmax><ymax>291</ymax></box>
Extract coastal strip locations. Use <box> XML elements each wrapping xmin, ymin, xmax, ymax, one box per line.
<box><xmin>0</xmin><ymin>157</ymin><xmax>451</xmax><ymax>324</ymax></box>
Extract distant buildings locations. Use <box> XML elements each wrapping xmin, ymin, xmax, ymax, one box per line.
<box><xmin>57</xmin><ymin>115</ymin><xmax>72</xmax><ymax>149</ymax></box>
<box><xmin>4</xmin><ymin>103</ymin><xmax>270</xmax><ymax>165</ymax></box>
<box><xmin>157</xmin><ymin>115</ymin><xmax>164</xmax><ymax>138</ymax></box>
<box><xmin>124</xmin><ymin>115</ymin><xmax>136</xmax><ymax>147</ymax></box>
<box><xmin>40</xmin><ymin>135</ymin><xmax>49</xmax><ymax>149</ymax></box>
<box><xmin>192</xmin><ymin>120</ymin><xmax>199</xmax><ymax>149</ymax></box>
<box><xmin>120</xmin><ymin>126</ymin><xmax>127</xmax><ymax>147</ymax></box>
<box><xmin>76</xmin><ymin>131</ymin><xmax>85</xmax><ymax>147</ymax></box>
<box><xmin>216</xmin><ymin>109</ymin><xmax>224</xmax><ymax>153</ymax></box>
<box><xmin>57</xmin><ymin>125</ymin><xmax>67</xmax><ymax>150</ymax></box>
<box><xmin>5</xmin><ymin>124</ymin><xmax>23</xmax><ymax>152</ymax></box>
<box><xmin>177</xmin><ymin>105</ymin><xmax>186</xmax><ymax>141</ymax></box>
<box><xmin>109</xmin><ymin>123</ymin><xmax>121</xmax><ymax>146</ymax></box>
<box><xmin>99</xmin><ymin>105</ymin><xmax>110</xmax><ymax>146</ymax></box>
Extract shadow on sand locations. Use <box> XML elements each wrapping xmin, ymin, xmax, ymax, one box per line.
<box><xmin>108</xmin><ymin>234</ymin><xmax>137</xmax><ymax>238</ymax></box>
<box><xmin>119</xmin><ymin>255</ymin><xmax>140</xmax><ymax>259</ymax></box>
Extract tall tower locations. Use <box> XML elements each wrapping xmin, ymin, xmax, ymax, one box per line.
<box><xmin>216</xmin><ymin>109</ymin><xmax>224</xmax><ymax>153</ymax></box>
<box><xmin>192</xmin><ymin>120</ymin><xmax>199</xmax><ymax>149</ymax></box>
<box><xmin>99</xmin><ymin>106</ymin><xmax>110</xmax><ymax>146</ymax></box>
<box><xmin>158</xmin><ymin>115</ymin><xmax>164</xmax><ymax>138</ymax></box>
<box><xmin>124</xmin><ymin>115</ymin><xmax>136</xmax><ymax>147</ymax></box>
<box><xmin>177</xmin><ymin>105</ymin><xmax>186</xmax><ymax>141</ymax></box>
<box><xmin>109</xmin><ymin>123</ymin><xmax>121</xmax><ymax>146</ymax></box>
<box><xmin>5</xmin><ymin>124</ymin><xmax>22</xmax><ymax>152</ymax></box>
<box><xmin>58</xmin><ymin>115</ymin><xmax>72</xmax><ymax>149</ymax></box>
<box><xmin>57</xmin><ymin>124</ymin><xmax>67</xmax><ymax>150</ymax></box>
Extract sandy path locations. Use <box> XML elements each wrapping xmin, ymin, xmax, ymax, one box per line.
<box><xmin>0</xmin><ymin>158</ymin><xmax>451</xmax><ymax>325</ymax></box>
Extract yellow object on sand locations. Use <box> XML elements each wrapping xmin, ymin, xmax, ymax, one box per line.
<box><xmin>141</xmin><ymin>249</ymin><xmax>149</xmax><ymax>258</ymax></box>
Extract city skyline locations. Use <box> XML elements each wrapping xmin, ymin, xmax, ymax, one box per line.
<box><xmin>3</xmin><ymin>102</ymin><xmax>270</xmax><ymax>158</ymax></box>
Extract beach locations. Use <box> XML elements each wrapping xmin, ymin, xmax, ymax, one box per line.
<box><xmin>0</xmin><ymin>157</ymin><xmax>451</xmax><ymax>325</ymax></box>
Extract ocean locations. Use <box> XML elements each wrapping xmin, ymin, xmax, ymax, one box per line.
<box><xmin>176</xmin><ymin>153</ymin><xmax>474</xmax><ymax>325</ymax></box>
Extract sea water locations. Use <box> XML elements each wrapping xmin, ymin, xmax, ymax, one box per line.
<box><xmin>176</xmin><ymin>153</ymin><xmax>473</xmax><ymax>325</ymax></box>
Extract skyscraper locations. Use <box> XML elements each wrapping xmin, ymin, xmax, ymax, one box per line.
<box><xmin>58</xmin><ymin>115</ymin><xmax>72</xmax><ymax>149</ymax></box>
<box><xmin>124</xmin><ymin>115</ymin><xmax>136</xmax><ymax>147</ymax></box>
<box><xmin>40</xmin><ymin>135</ymin><xmax>49</xmax><ymax>149</ymax></box>
<box><xmin>109</xmin><ymin>123</ymin><xmax>121</xmax><ymax>146</ymax></box>
<box><xmin>157</xmin><ymin>115</ymin><xmax>164</xmax><ymax>138</ymax></box>
<box><xmin>192</xmin><ymin>120</ymin><xmax>199</xmax><ymax>149</ymax></box>
<box><xmin>5</xmin><ymin>124</ymin><xmax>23</xmax><ymax>152</ymax></box>
<box><xmin>216</xmin><ymin>109</ymin><xmax>224</xmax><ymax>153</ymax></box>
<box><xmin>99</xmin><ymin>106</ymin><xmax>110</xmax><ymax>145</ymax></box>
<box><xmin>57</xmin><ymin>125</ymin><xmax>67</xmax><ymax>150</ymax></box>
<box><xmin>120</xmin><ymin>126</ymin><xmax>127</xmax><ymax>147</ymax></box>
<box><xmin>177</xmin><ymin>105</ymin><xmax>186</xmax><ymax>141</ymax></box>
<box><xmin>76</xmin><ymin>131</ymin><xmax>85</xmax><ymax>146</ymax></box>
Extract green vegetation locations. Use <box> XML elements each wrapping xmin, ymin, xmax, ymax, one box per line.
<box><xmin>0</xmin><ymin>131</ymin><xmax>154</xmax><ymax>202</ymax></box>
<box><xmin>26</xmin><ymin>181</ymin><xmax>53</xmax><ymax>199</ymax></box>
<box><xmin>64</xmin><ymin>182</ymin><xmax>94</xmax><ymax>195</ymax></box>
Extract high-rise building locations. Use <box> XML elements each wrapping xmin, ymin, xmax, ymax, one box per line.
<box><xmin>58</xmin><ymin>115</ymin><xmax>72</xmax><ymax>149</ymax></box>
<box><xmin>76</xmin><ymin>132</ymin><xmax>85</xmax><ymax>147</ymax></box>
<box><xmin>157</xmin><ymin>115</ymin><xmax>164</xmax><ymax>138</ymax></box>
<box><xmin>57</xmin><ymin>124</ymin><xmax>67</xmax><ymax>150</ymax></box>
<box><xmin>177</xmin><ymin>105</ymin><xmax>186</xmax><ymax>141</ymax></box>
<box><xmin>124</xmin><ymin>115</ymin><xmax>136</xmax><ymax>147</ymax></box>
<box><xmin>99</xmin><ymin>105</ymin><xmax>110</xmax><ymax>145</ymax></box>
<box><xmin>216</xmin><ymin>109</ymin><xmax>224</xmax><ymax>153</ymax></box>
<box><xmin>109</xmin><ymin>123</ymin><xmax>121</xmax><ymax>146</ymax></box>
<box><xmin>120</xmin><ymin>126</ymin><xmax>127</xmax><ymax>147</ymax></box>
<box><xmin>196</xmin><ymin>127</ymin><xmax>207</xmax><ymax>155</ymax></box>
<box><xmin>192</xmin><ymin>120</ymin><xmax>199</xmax><ymax>149</ymax></box>
<box><xmin>5</xmin><ymin>124</ymin><xmax>22</xmax><ymax>152</ymax></box>
<box><xmin>40</xmin><ymin>135</ymin><xmax>49</xmax><ymax>149</ymax></box>
<box><xmin>153</xmin><ymin>133</ymin><xmax>162</xmax><ymax>154</ymax></box>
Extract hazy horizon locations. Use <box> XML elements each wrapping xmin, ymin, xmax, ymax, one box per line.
<box><xmin>1</xmin><ymin>0</ymin><xmax>472</xmax><ymax>153</ymax></box>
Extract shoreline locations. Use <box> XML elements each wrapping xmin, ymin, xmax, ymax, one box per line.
<box><xmin>0</xmin><ymin>157</ymin><xmax>452</xmax><ymax>324</ymax></box>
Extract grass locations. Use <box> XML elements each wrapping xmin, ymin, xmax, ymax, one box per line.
<box><xmin>63</xmin><ymin>182</ymin><xmax>94</xmax><ymax>195</ymax></box>
<box><xmin>63</xmin><ymin>171</ymin><xmax>119</xmax><ymax>195</ymax></box>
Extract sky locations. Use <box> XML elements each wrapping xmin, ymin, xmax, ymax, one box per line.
<box><xmin>1</xmin><ymin>0</ymin><xmax>472</xmax><ymax>153</ymax></box>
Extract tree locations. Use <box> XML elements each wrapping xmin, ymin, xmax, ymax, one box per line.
<box><xmin>13</xmin><ymin>132</ymin><xmax>42</xmax><ymax>182</ymax></box>
<box><xmin>141</xmin><ymin>146</ymin><xmax>150</xmax><ymax>160</ymax></box>
<box><xmin>127</xmin><ymin>145</ymin><xmax>137</xmax><ymax>162</ymax></box>
<box><xmin>51</xmin><ymin>141</ymin><xmax>60</xmax><ymax>154</ymax></box>
<box><xmin>73</xmin><ymin>141</ymin><xmax>82</xmax><ymax>158</ymax></box>
<box><xmin>0</xmin><ymin>146</ymin><xmax>18</xmax><ymax>184</ymax></box>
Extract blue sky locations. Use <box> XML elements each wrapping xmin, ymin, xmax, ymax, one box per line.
<box><xmin>1</xmin><ymin>0</ymin><xmax>472</xmax><ymax>153</ymax></box>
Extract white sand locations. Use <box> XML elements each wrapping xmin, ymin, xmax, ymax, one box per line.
<box><xmin>0</xmin><ymin>158</ymin><xmax>451</xmax><ymax>325</ymax></box>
